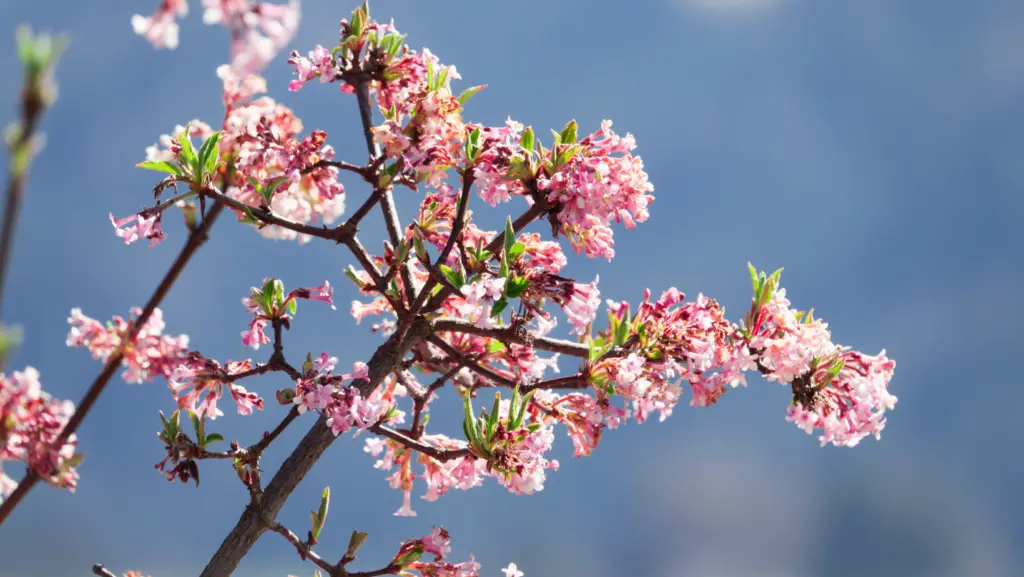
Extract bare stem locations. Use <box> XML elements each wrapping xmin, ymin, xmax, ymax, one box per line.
<box><xmin>0</xmin><ymin>66</ymin><xmax>46</xmax><ymax>316</ymax></box>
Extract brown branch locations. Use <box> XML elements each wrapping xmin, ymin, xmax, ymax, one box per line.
<box><xmin>91</xmin><ymin>564</ymin><xmax>117</xmax><ymax>577</ymax></box>
<box><xmin>521</xmin><ymin>374</ymin><xmax>589</xmax><ymax>392</ymax></box>
<box><xmin>349</xmin><ymin>566</ymin><xmax>400</xmax><ymax>577</ymax></box>
<box><xmin>267</xmin><ymin>520</ymin><xmax>337</xmax><ymax>575</ymax></box>
<box><xmin>0</xmin><ymin>201</ymin><xmax>225</xmax><ymax>527</ymax></box>
<box><xmin>369</xmin><ymin>423</ymin><xmax>472</xmax><ymax>463</ymax></box>
<box><xmin>418</xmin><ymin>202</ymin><xmax>547</xmax><ymax>314</ymax></box>
<box><xmin>431</xmin><ymin>318</ymin><xmax>593</xmax><ymax>358</ymax></box>
<box><xmin>201</xmin><ymin>184</ymin><xmax>350</xmax><ymax>243</ymax></box>
<box><xmin>434</xmin><ymin>172</ymin><xmax>474</xmax><ymax>272</ymax></box>
<box><xmin>426</xmin><ymin>334</ymin><xmax>519</xmax><ymax>388</ymax></box>
<box><xmin>0</xmin><ymin>63</ymin><xmax>47</xmax><ymax>316</ymax></box>
<box><xmin>305</xmin><ymin>158</ymin><xmax>370</xmax><ymax>180</ymax></box>
<box><xmin>353</xmin><ymin>78</ymin><xmax>415</xmax><ymax>308</ymax></box>
<box><xmin>254</xmin><ymin>406</ymin><xmax>300</xmax><ymax>453</ymax></box>
<box><xmin>199</xmin><ymin>320</ymin><xmax>432</xmax><ymax>577</ymax></box>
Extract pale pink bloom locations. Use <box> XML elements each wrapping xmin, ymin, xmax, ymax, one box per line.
<box><xmin>109</xmin><ymin>212</ymin><xmax>165</xmax><ymax>247</ymax></box>
<box><xmin>0</xmin><ymin>367</ymin><xmax>79</xmax><ymax>494</ymax></box>
<box><xmin>67</xmin><ymin>307</ymin><xmax>190</xmax><ymax>385</ymax></box>
<box><xmin>562</xmin><ymin>276</ymin><xmax>601</xmax><ymax>335</ymax></box>
<box><xmin>421</xmin><ymin>526</ymin><xmax>452</xmax><ymax>559</ymax></box>
<box><xmin>241</xmin><ymin>318</ymin><xmax>269</xmax><ymax>350</ymax></box>
<box><xmin>502</xmin><ymin>563</ymin><xmax>524</xmax><ymax>577</ymax></box>
<box><xmin>131</xmin><ymin>0</ymin><xmax>188</xmax><ymax>50</ymax></box>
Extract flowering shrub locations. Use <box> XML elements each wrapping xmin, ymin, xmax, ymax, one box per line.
<box><xmin>0</xmin><ymin>2</ymin><xmax>897</xmax><ymax>577</ymax></box>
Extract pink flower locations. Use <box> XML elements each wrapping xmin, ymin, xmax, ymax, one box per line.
<box><xmin>562</xmin><ymin>276</ymin><xmax>601</xmax><ymax>335</ymax></box>
<box><xmin>131</xmin><ymin>0</ymin><xmax>188</xmax><ymax>50</ymax></box>
<box><xmin>0</xmin><ymin>367</ymin><xmax>79</xmax><ymax>495</ymax></box>
<box><xmin>288</xmin><ymin>280</ymin><xmax>335</xmax><ymax>310</ymax></box>
<box><xmin>287</xmin><ymin>45</ymin><xmax>337</xmax><ymax>92</ymax></box>
<box><xmin>502</xmin><ymin>563</ymin><xmax>524</xmax><ymax>577</ymax></box>
<box><xmin>110</xmin><ymin>212</ymin><xmax>165</xmax><ymax>247</ymax></box>
<box><xmin>536</xmin><ymin>120</ymin><xmax>654</xmax><ymax>260</ymax></box>
<box><xmin>67</xmin><ymin>307</ymin><xmax>189</xmax><ymax>384</ymax></box>
<box><xmin>169</xmin><ymin>356</ymin><xmax>264</xmax><ymax>419</ymax></box>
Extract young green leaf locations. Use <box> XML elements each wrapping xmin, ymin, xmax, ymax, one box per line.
<box><xmin>559</xmin><ymin>120</ymin><xmax>578</xmax><ymax>145</ymax></box>
<box><xmin>520</xmin><ymin>127</ymin><xmax>535</xmax><ymax>154</ymax></box>
<box><xmin>507</xmin><ymin>241</ymin><xmax>525</xmax><ymax>263</ymax></box>
<box><xmin>438</xmin><ymin>264</ymin><xmax>464</xmax><ymax>289</ymax></box>
<box><xmin>197</xmin><ymin>131</ymin><xmax>222</xmax><ymax>177</ymax></box>
<box><xmin>505</xmin><ymin>277</ymin><xmax>530</xmax><ymax>299</ymax></box>
<box><xmin>457</xmin><ymin>84</ymin><xmax>487</xmax><ymax>106</ymax></box>
<box><xmin>136</xmin><ymin>160</ymin><xmax>182</xmax><ymax>175</ymax></box>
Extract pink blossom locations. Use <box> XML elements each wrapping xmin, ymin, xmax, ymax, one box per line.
<box><xmin>562</xmin><ymin>276</ymin><xmax>601</xmax><ymax>335</ymax></box>
<box><xmin>131</xmin><ymin>0</ymin><xmax>188</xmax><ymax>50</ymax></box>
<box><xmin>287</xmin><ymin>45</ymin><xmax>337</xmax><ymax>92</ymax></box>
<box><xmin>168</xmin><ymin>356</ymin><xmax>264</xmax><ymax>419</ymax></box>
<box><xmin>66</xmin><ymin>307</ymin><xmax>190</xmax><ymax>384</ymax></box>
<box><xmin>0</xmin><ymin>367</ymin><xmax>79</xmax><ymax>497</ymax></box>
<box><xmin>109</xmin><ymin>212</ymin><xmax>165</xmax><ymax>247</ymax></box>
<box><xmin>536</xmin><ymin>120</ymin><xmax>654</xmax><ymax>260</ymax></box>
<box><xmin>502</xmin><ymin>563</ymin><xmax>524</xmax><ymax>577</ymax></box>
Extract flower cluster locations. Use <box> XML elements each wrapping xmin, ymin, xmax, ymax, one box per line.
<box><xmin>0</xmin><ymin>367</ymin><xmax>79</xmax><ymax>501</ymax></box>
<box><xmin>383</xmin><ymin>526</ymin><xmax>522</xmax><ymax>577</ymax></box>
<box><xmin>289</xmin><ymin>354</ymin><xmax>402</xmax><ymax>436</ymax></box>
<box><xmin>241</xmin><ymin>278</ymin><xmax>335</xmax><ymax>350</ymax></box>
<box><xmin>132</xmin><ymin>0</ymin><xmax>300</xmax><ymax>75</ymax></box>
<box><xmin>116</xmin><ymin>65</ymin><xmax>345</xmax><ymax>246</ymax></box>
<box><xmin>537</xmin><ymin>120</ymin><xmax>653</xmax><ymax>261</ymax></box>
<box><xmin>749</xmin><ymin>288</ymin><xmax>897</xmax><ymax>447</ymax></box>
<box><xmin>168</xmin><ymin>354</ymin><xmax>263</xmax><ymax>420</ymax></box>
<box><xmin>66</xmin><ymin>307</ymin><xmax>190</xmax><ymax>385</ymax></box>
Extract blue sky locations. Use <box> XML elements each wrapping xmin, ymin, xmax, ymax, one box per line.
<box><xmin>1</xmin><ymin>0</ymin><xmax>1022</xmax><ymax>576</ymax></box>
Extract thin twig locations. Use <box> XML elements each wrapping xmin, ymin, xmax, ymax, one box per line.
<box><xmin>0</xmin><ymin>66</ymin><xmax>46</xmax><ymax>316</ymax></box>
<box><xmin>431</xmin><ymin>318</ymin><xmax>594</xmax><ymax>358</ymax></box>
<box><xmin>0</xmin><ymin>202</ymin><xmax>225</xmax><ymax>527</ymax></box>
<box><xmin>353</xmin><ymin>78</ymin><xmax>415</xmax><ymax>307</ymax></box>
<box><xmin>369</xmin><ymin>423</ymin><xmax>472</xmax><ymax>463</ymax></box>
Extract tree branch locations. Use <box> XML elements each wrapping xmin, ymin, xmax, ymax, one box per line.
<box><xmin>369</xmin><ymin>423</ymin><xmax>472</xmax><ymax>463</ymax></box>
<box><xmin>353</xmin><ymin>78</ymin><xmax>415</xmax><ymax>308</ymax></box>
<box><xmin>0</xmin><ymin>62</ymin><xmax>47</xmax><ymax>316</ymax></box>
<box><xmin>0</xmin><ymin>201</ymin><xmax>225</xmax><ymax>527</ymax></box>
<box><xmin>199</xmin><ymin>320</ymin><xmax>432</xmax><ymax>577</ymax></box>
<box><xmin>430</xmin><ymin>318</ymin><xmax>592</xmax><ymax>358</ymax></box>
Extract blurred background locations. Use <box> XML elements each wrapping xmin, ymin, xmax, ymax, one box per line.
<box><xmin>1</xmin><ymin>0</ymin><xmax>1021</xmax><ymax>576</ymax></box>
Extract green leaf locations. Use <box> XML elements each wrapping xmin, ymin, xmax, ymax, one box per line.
<box><xmin>747</xmin><ymin>262</ymin><xmax>759</xmax><ymax>294</ymax></box>
<box><xmin>504</xmin><ymin>216</ymin><xmax>516</xmax><ymax>258</ymax></box>
<box><xmin>520</xmin><ymin>127</ymin><xmax>535</xmax><ymax>154</ymax></box>
<box><xmin>457</xmin><ymin>84</ymin><xmax>487</xmax><ymax>106</ymax></box>
<box><xmin>487</xmin><ymin>340</ymin><xmax>506</xmax><ymax>353</ymax></box>
<box><xmin>176</xmin><ymin>125</ymin><xmax>198</xmax><ymax>173</ymax></box>
<box><xmin>312</xmin><ymin>487</ymin><xmax>330</xmax><ymax>540</ymax></box>
<box><xmin>612</xmin><ymin>315</ymin><xmax>630</xmax><ymax>347</ymax></box>
<box><xmin>505</xmin><ymin>277</ymin><xmax>529</xmax><ymax>299</ymax></box>
<box><xmin>288</xmin><ymin>299</ymin><xmax>297</xmax><ymax>315</ymax></box>
<box><xmin>507</xmin><ymin>241</ymin><xmax>525</xmax><ymax>263</ymax></box>
<box><xmin>438</xmin><ymin>264</ymin><xmax>464</xmax><ymax>289</ymax></box>
<box><xmin>559</xmin><ymin>120</ymin><xmax>578</xmax><ymax>145</ymax></box>
<box><xmin>346</xmin><ymin>530</ymin><xmax>369</xmax><ymax>559</ymax></box>
<box><xmin>395</xmin><ymin>546</ymin><xmax>424</xmax><ymax>567</ymax></box>
<box><xmin>490</xmin><ymin>298</ymin><xmax>508</xmax><ymax>318</ymax></box>
<box><xmin>512</xmin><ymin>389</ymin><xmax>535</xmax><ymax>429</ymax></box>
<box><xmin>197</xmin><ymin>131</ymin><xmax>222</xmax><ymax>176</ymax></box>
<box><xmin>204</xmin><ymin>433</ymin><xmax>224</xmax><ymax>445</ymax></box>
<box><xmin>136</xmin><ymin>160</ymin><xmax>182</xmax><ymax>176</ymax></box>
